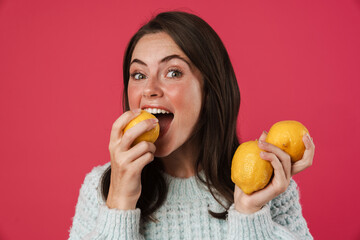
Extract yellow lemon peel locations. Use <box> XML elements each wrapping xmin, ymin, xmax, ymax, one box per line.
<box><xmin>123</xmin><ymin>110</ymin><xmax>160</xmax><ymax>145</ymax></box>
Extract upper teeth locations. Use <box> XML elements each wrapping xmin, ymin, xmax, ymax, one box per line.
<box><xmin>144</xmin><ymin>108</ymin><xmax>170</xmax><ymax>114</ymax></box>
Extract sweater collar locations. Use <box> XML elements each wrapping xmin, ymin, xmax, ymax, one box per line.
<box><xmin>161</xmin><ymin>170</ymin><xmax>214</xmax><ymax>201</ymax></box>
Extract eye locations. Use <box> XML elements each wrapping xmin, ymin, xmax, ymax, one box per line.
<box><xmin>131</xmin><ymin>72</ymin><xmax>146</xmax><ymax>80</ymax></box>
<box><xmin>166</xmin><ymin>69</ymin><xmax>183</xmax><ymax>78</ymax></box>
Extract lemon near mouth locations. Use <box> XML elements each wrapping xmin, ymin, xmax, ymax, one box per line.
<box><xmin>266</xmin><ymin>120</ymin><xmax>309</xmax><ymax>162</ymax></box>
<box><xmin>123</xmin><ymin>110</ymin><xmax>160</xmax><ymax>145</ymax></box>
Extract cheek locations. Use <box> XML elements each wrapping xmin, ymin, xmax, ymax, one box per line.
<box><xmin>127</xmin><ymin>84</ymin><xmax>142</xmax><ymax>109</ymax></box>
<box><xmin>169</xmin><ymin>83</ymin><xmax>202</xmax><ymax>118</ymax></box>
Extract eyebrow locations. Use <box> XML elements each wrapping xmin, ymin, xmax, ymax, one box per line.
<box><xmin>130</xmin><ymin>54</ymin><xmax>192</xmax><ymax>69</ymax></box>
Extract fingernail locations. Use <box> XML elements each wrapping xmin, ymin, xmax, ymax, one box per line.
<box><xmin>151</xmin><ymin>118</ymin><xmax>159</xmax><ymax>124</ymax></box>
<box><xmin>263</xmin><ymin>130</ymin><xmax>268</xmax><ymax>135</ymax></box>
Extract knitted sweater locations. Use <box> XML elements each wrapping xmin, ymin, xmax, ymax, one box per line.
<box><xmin>69</xmin><ymin>163</ymin><xmax>313</xmax><ymax>240</ymax></box>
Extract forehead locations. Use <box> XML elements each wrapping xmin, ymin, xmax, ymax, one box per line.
<box><xmin>131</xmin><ymin>32</ymin><xmax>187</xmax><ymax>61</ymax></box>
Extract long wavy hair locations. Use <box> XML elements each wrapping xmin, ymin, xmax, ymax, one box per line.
<box><xmin>101</xmin><ymin>11</ymin><xmax>241</xmax><ymax>222</ymax></box>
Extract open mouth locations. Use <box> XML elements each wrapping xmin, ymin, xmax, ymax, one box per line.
<box><xmin>144</xmin><ymin>108</ymin><xmax>174</xmax><ymax>138</ymax></box>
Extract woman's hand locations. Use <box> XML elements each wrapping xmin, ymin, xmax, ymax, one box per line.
<box><xmin>260</xmin><ymin>131</ymin><xmax>315</xmax><ymax>176</ymax></box>
<box><xmin>106</xmin><ymin>109</ymin><xmax>158</xmax><ymax>210</ymax></box>
<box><xmin>234</xmin><ymin>132</ymin><xmax>292</xmax><ymax>214</ymax></box>
<box><xmin>291</xmin><ymin>133</ymin><xmax>315</xmax><ymax>176</ymax></box>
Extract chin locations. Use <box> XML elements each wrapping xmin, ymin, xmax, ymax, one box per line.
<box><xmin>154</xmin><ymin>149</ymin><xmax>172</xmax><ymax>158</ymax></box>
<box><xmin>154</xmin><ymin>144</ymin><xmax>173</xmax><ymax>158</ymax></box>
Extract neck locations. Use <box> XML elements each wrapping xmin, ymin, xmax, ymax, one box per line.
<box><xmin>160</xmin><ymin>137</ymin><xmax>201</xmax><ymax>178</ymax></box>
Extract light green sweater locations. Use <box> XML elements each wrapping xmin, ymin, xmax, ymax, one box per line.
<box><xmin>69</xmin><ymin>163</ymin><xmax>313</xmax><ymax>239</ymax></box>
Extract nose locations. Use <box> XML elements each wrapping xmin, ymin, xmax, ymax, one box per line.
<box><xmin>142</xmin><ymin>75</ymin><xmax>163</xmax><ymax>98</ymax></box>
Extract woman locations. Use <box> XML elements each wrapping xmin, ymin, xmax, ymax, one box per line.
<box><xmin>69</xmin><ymin>11</ymin><xmax>315</xmax><ymax>239</ymax></box>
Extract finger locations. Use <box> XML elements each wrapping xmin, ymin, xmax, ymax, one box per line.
<box><xmin>259</xmin><ymin>131</ymin><xmax>268</xmax><ymax>142</ymax></box>
<box><xmin>260</xmin><ymin>151</ymin><xmax>286</xmax><ymax>181</ymax></box>
<box><xmin>119</xmin><ymin>118</ymin><xmax>158</xmax><ymax>151</ymax></box>
<box><xmin>259</xmin><ymin>151</ymin><xmax>289</xmax><ymax>197</ymax></box>
<box><xmin>130</xmin><ymin>152</ymin><xmax>154</xmax><ymax>174</ymax></box>
<box><xmin>291</xmin><ymin>160</ymin><xmax>309</xmax><ymax>176</ymax></box>
<box><xmin>292</xmin><ymin>135</ymin><xmax>315</xmax><ymax>175</ymax></box>
<box><xmin>303</xmin><ymin>133</ymin><xmax>314</xmax><ymax>150</ymax></box>
<box><xmin>124</xmin><ymin>141</ymin><xmax>156</xmax><ymax>164</ymax></box>
<box><xmin>258</xmin><ymin>140</ymin><xmax>291</xmax><ymax>180</ymax></box>
<box><xmin>109</xmin><ymin>109</ymin><xmax>142</xmax><ymax>144</ymax></box>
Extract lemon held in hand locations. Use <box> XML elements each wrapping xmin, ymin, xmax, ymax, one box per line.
<box><xmin>266</xmin><ymin>120</ymin><xmax>309</xmax><ymax>162</ymax></box>
<box><xmin>123</xmin><ymin>110</ymin><xmax>160</xmax><ymax>145</ymax></box>
<box><xmin>231</xmin><ymin>141</ymin><xmax>274</xmax><ymax>195</ymax></box>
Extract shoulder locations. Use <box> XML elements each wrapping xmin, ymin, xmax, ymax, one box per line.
<box><xmin>83</xmin><ymin>162</ymin><xmax>110</xmax><ymax>184</ymax></box>
<box><xmin>78</xmin><ymin>162</ymin><xmax>111</xmax><ymax>203</ymax></box>
<box><xmin>69</xmin><ymin>163</ymin><xmax>111</xmax><ymax>237</ymax></box>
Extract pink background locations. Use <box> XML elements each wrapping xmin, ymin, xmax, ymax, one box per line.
<box><xmin>1</xmin><ymin>0</ymin><xmax>359</xmax><ymax>239</ymax></box>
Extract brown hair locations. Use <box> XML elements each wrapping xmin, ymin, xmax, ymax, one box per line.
<box><xmin>101</xmin><ymin>11</ymin><xmax>241</xmax><ymax>221</ymax></box>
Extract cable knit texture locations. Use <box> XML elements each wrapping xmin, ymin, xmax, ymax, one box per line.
<box><xmin>69</xmin><ymin>163</ymin><xmax>313</xmax><ymax>240</ymax></box>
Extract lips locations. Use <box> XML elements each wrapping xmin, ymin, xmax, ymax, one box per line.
<box><xmin>143</xmin><ymin>107</ymin><xmax>174</xmax><ymax>138</ymax></box>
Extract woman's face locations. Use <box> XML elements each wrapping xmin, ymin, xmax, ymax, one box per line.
<box><xmin>128</xmin><ymin>32</ymin><xmax>203</xmax><ymax>157</ymax></box>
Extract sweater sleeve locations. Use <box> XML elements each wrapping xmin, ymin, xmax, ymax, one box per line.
<box><xmin>226</xmin><ymin>179</ymin><xmax>313</xmax><ymax>240</ymax></box>
<box><xmin>270</xmin><ymin>179</ymin><xmax>313</xmax><ymax>239</ymax></box>
<box><xmin>68</xmin><ymin>165</ymin><xmax>144</xmax><ymax>240</ymax></box>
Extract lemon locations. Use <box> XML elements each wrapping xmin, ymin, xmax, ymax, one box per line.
<box><xmin>231</xmin><ymin>141</ymin><xmax>274</xmax><ymax>195</ymax></box>
<box><xmin>123</xmin><ymin>110</ymin><xmax>160</xmax><ymax>145</ymax></box>
<box><xmin>266</xmin><ymin>120</ymin><xmax>309</xmax><ymax>162</ymax></box>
